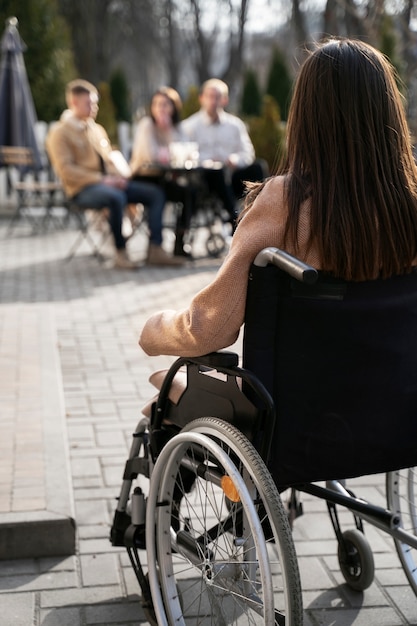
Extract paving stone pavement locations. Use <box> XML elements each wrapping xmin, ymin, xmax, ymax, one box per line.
<box><xmin>1</xmin><ymin>215</ymin><xmax>417</xmax><ymax>625</ymax></box>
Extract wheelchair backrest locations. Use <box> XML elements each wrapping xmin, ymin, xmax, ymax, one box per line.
<box><xmin>243</xmin><ymin>261</ymin><xmax>417</xmax><ymax>486</ymax></box>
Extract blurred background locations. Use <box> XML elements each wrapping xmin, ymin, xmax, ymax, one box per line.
<box><xmin>3</xmin><ymin>0</ymin><xmax>417</xmax><ymax>172</ymax></box>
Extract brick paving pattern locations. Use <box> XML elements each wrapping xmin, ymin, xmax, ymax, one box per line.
<box><xmin>0</xmin><ymin>216</ymin><xmax>416</xmax><ymax>625</ymax></box>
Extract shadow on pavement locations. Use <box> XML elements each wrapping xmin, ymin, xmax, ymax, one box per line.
<box><xmin>0</xmin><ymin>229</ymin><xmax>223</xmax><ymax>305</ymax></box>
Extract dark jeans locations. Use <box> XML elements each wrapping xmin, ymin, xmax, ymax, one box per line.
<box><xmin>133</xmin><ymin>174</ymin><xmax>198</xmax><ymax>237</ymax></box>
<box><xmin>203</xmin><ymin>160</ymin><xmax>267</xmax><ymax>224</ymax></box>
<box><xmin>231</xmin><ymin>160</ymin><xmax>268</xmax><ymax>200</ymax></box>
<box><xmin>72</xmin><ymin>180</ymin><xmax>166</xmax><ymax>249</ymax></box>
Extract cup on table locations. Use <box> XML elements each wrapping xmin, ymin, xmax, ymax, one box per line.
<box><xmin>169</xmin><ymin>142</ymin><xmax>199</xmax><ymax>169</ymax></box>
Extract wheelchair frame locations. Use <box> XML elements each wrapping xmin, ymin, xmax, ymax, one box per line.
<box><xmin>110</xmin><ymin>247</ymin><xmax>417</xmax><ymax>624</ymax></box>
<box><xmin>162</xmin><ymin>183</ymin><xmax>230</xmax><ymax>259</ymax></box>
<box><xmin>125</xmin><ymin>192</ymin><xmax>229</xmax><ymax>260</ymax></box>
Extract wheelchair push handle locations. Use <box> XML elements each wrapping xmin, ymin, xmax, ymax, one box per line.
<box><xmin>254</xmin><ymin>247</ymin><xmax>318</xmax><ymax>285</ymax></box>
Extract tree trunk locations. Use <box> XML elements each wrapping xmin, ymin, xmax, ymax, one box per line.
<box><xmin>58</xmin><ymin>0</ymin><xmax>112</xmax><ymax>84</ymax></box>
<box><xmin>222</xmin><ymin>0</ymin><xmax>249</xmax><ymax>95</ymax></box>
<box><xmin>292</xmin><ymin>0</ymin><xmax>308</xmax><ymax>46</ymax></box>
<box><xmin>323</xmin><ymin>0</ymin><xmax>340</xmax><ymax>37</ymax></box>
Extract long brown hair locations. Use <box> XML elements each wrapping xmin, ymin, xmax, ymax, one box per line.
<box><xmin>150</xmin><ymin>86</ymin><xmax>182</xmax><ymax>126</ymax></box>
<box><xmin>257</xmin><ymin>38</ymin><xmax>417</xmax><ymax>280</ymax></box>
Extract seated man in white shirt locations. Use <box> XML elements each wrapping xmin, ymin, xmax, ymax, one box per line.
<box><xmin>181</xmin><ymin>78</ymin><xmax>266</xmax><ymax>229</ymax></box>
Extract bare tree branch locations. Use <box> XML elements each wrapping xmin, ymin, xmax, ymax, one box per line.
<box><xmin>292</xmin><ymin>0</ymin><xmax>308</xmax><ymax>45</ymax></box>
<box><xmin>222</xmin><ymin>0</ymin><xmax>250</xmax><ymax>88</ymax></box>
<box><xmin>58</xmin><ymin>0</ymin><xmax>113</xmax><ymax>82</ymax></box>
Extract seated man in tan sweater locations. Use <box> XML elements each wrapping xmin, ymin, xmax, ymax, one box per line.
<box><xmin>46</xmin><ymin>79</ymin><xmax>183</xmax><ymax>268</ymax></box>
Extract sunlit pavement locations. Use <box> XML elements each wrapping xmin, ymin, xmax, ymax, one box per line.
<box><xmin>0</xmin><ymin>215</ymin><xmax>416</xmax><ymax>625</ymax></box>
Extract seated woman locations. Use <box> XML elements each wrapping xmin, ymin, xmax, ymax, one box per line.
<box><xmin>139</xmin><ymin>38</ymin><xmax>417</xmax><ymax>362</ymax></box>
<box><xmin>130</xmin><ymin>86</ymin><xmax>195</xmax><ymax>258</ymax></box>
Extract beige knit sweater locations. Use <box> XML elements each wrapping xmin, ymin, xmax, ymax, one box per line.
<box><xmin>46</xmin><ymin>111</ymin><xmax>120</xmax><ymax>198</ymax></box>
<box><xmin>129</xmin><ymin>116</ymin><xmax>185</xmax><ymax>176</ymax></box>
<box><xmin>139</xmin><ymin>176</ymin><xmax>322</xmax><ymax>357</ymax></box>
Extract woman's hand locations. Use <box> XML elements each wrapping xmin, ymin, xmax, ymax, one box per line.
<box><xmin>102</xmin><ymin>175</ymin><xmax>128</xmax><ymax>190</ymax></box>
<box><xmin>157</xmin><ymin>146</ymin><xmax>171</xmax><ymax>164</ymax></box>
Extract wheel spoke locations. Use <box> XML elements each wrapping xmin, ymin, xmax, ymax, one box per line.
<box><xmin>146</xmin><ymin>417</ymin><xmax>303</xmax><ymax>625</ymax></box>
<box><xmin>387</xmin><ymin>468</ymin><xmax>417</xmax><ymax>594</ymax></box>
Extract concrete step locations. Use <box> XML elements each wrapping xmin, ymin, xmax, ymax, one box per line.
<box><xmin>0</xmin><ymin>305</ymin><xmax>76</xmax><ymax>559</ymax></box>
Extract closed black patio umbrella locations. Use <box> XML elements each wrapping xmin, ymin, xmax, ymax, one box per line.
<box><xmin>0</xmin><ymin>16</ymin><xmax>42</xmax><ymax>169</ymax></box>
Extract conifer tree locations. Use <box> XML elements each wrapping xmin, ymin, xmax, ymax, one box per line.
<box><xmin>110</xmin><ymin>68</ymin><xmax>131</xmax><ymax>122</ymax></box>
<box><xmin>241</xmin><ymin>68</ymin><xmax>261</xmax><ymax>117</ymax></box>
<box><xmin>265</xmin><ymin>47</ymin><xmax>292</xmax><ymax>121</ymax></box>
<box><xmin>0</xmin><ymin>0</ymin><xmax>75</xmax><ymax>121</ymax></box>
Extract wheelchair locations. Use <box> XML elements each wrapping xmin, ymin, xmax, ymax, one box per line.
<box><xmin>187</xmin><ymin>158</ymin><xmax>270</xmax><ymax>258</ymax></box>
<box><xmin>172</xmin><ymin>159</ymin><xmax>269</xmax><ymax>259</ymax></box>
<box><xmin>110</xmin><ymin>246</ymin><xmax>417</xmax><ymax>624</ymax></box>
<box><xmin>185</xmin><ymin>189</ymin><xmax>231</xmax><ymax>258</ymax></box>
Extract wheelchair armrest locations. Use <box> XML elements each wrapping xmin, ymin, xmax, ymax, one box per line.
<box><xmin>189</xmin><ymin>351</ymin><xmax>239</xmax><ymax>369</ymax></box>
<box><xmin>254</xmin><ymin>247</ymin><xmax>318</xmax><ymax>285</ymax></box>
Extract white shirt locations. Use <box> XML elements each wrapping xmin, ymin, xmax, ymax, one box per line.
<box><xmin>181</xmin><ymin>109</ymin><xmax>255</xmax><ymax>167</ymax></box>
<box><xmin>130</xmin><ymin>116</ymin><xmax>185</xmax><ymax>175</ymax></box>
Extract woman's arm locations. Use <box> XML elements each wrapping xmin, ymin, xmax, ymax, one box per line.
<box><xmin>130</xmin><ymin>117</ymin><xmax>159</xmax><ymax>175</ymax></box>
<box><xmin>139</xmin><ymin>176</ymin><xmax>289</xmax><ymax>357</ymax></box>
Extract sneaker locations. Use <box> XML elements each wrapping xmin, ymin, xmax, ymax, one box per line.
<box><xmin>174</xmin><ymin>248</ymin><xmax>193</xmax><ymax>259</ymax></box>
<box><xmin>147</xmin><ymin>244</ymin><xmax>186</xmax><ymax>266</ymax></box>
<box><xmin>114</xmin><ymin>249</ymin><xmax>140</xmax><ymax>270</ymax></box>
<box><xmin>173</xmin><ymin>243</ymin><xmax>193</xmax><ymax>259</ymax></box>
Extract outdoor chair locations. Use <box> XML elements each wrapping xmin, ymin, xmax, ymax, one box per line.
<box><xmin>0</xmin><ymin>145</ymin><xmax>66</xmax><ymax>233</ymax></box>
<box><xmin>64</xmin><ymin>203</ymin><xmax>113</xmax><ymax>262</ymax></box>
<box><xmin>64</xmin><ymin>202</ymin><xmax>149</xmax><ymax>262</ymax></box>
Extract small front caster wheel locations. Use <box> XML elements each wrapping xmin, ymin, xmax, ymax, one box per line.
<box><xmin>337</xmin><ymin>528</ymin><xmax>375</xmax><ymax>591</ymax></box>
<box><xmin>206</xmin><ymin>233</ymin><xmax>226</xmax><ymax>257</ymax></box>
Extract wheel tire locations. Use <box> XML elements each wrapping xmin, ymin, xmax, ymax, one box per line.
<box><xmin>337</xmin><ymin>528</ymin><xmax>374</xmax><ymax>591</ymax></box>
<box><xmin>146</xmin><ymin>417</ymin><xmax>303</xmax><ymax>625</ymax></box>
<box><xmin>386</xmin><ymin>468</ymin><xmax>417</xmax><ymax>595</ymax></box>
<box><xmin>206</xmin><ymin>232</ymin><xmax>226</xmax><ymax>257</ymax></box>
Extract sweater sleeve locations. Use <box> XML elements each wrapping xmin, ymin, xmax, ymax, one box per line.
<box><xmin>46</xmin><ymin>125</ymin><xmax>103</xmax><ymax>195</ymax></box>
<box><xmin>130</xmin><ymin>117</ymin><xmax>159</xmax><ymax>175</ymax></box>
<box><xmin>139</xmin><ymin>176</ymin><xmax>288</xmax><ymax>357</ymax></box>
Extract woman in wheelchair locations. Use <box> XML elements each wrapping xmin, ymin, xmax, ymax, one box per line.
<box><xmin>139</xmin><ymin>39</ymin><xmax>417</xmax><ymax>359</ymax></box>
<box><xmin>112</xmin><ymin>38</ymin><xmax>417</xmax><ymax>626</ymax></box>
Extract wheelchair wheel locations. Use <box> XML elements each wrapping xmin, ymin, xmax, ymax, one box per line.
<box><xmin>146</xmin><ymin>417</ymin><xmax>303</xmax><ymax>625</ymax></box>
<box><xmin>206</xmin><ymin>232</ymin><xmax>226</xmax><ymax>257</ymax></box>
<box><xmin>337</xmin><ymin>529</ymin><xmax>374</xmax><ymax>591</ymax></box>
<box><xmin>386</xmin><ymin>468</ymin><xmax>417</xmax><ymax>595</ymax></box>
